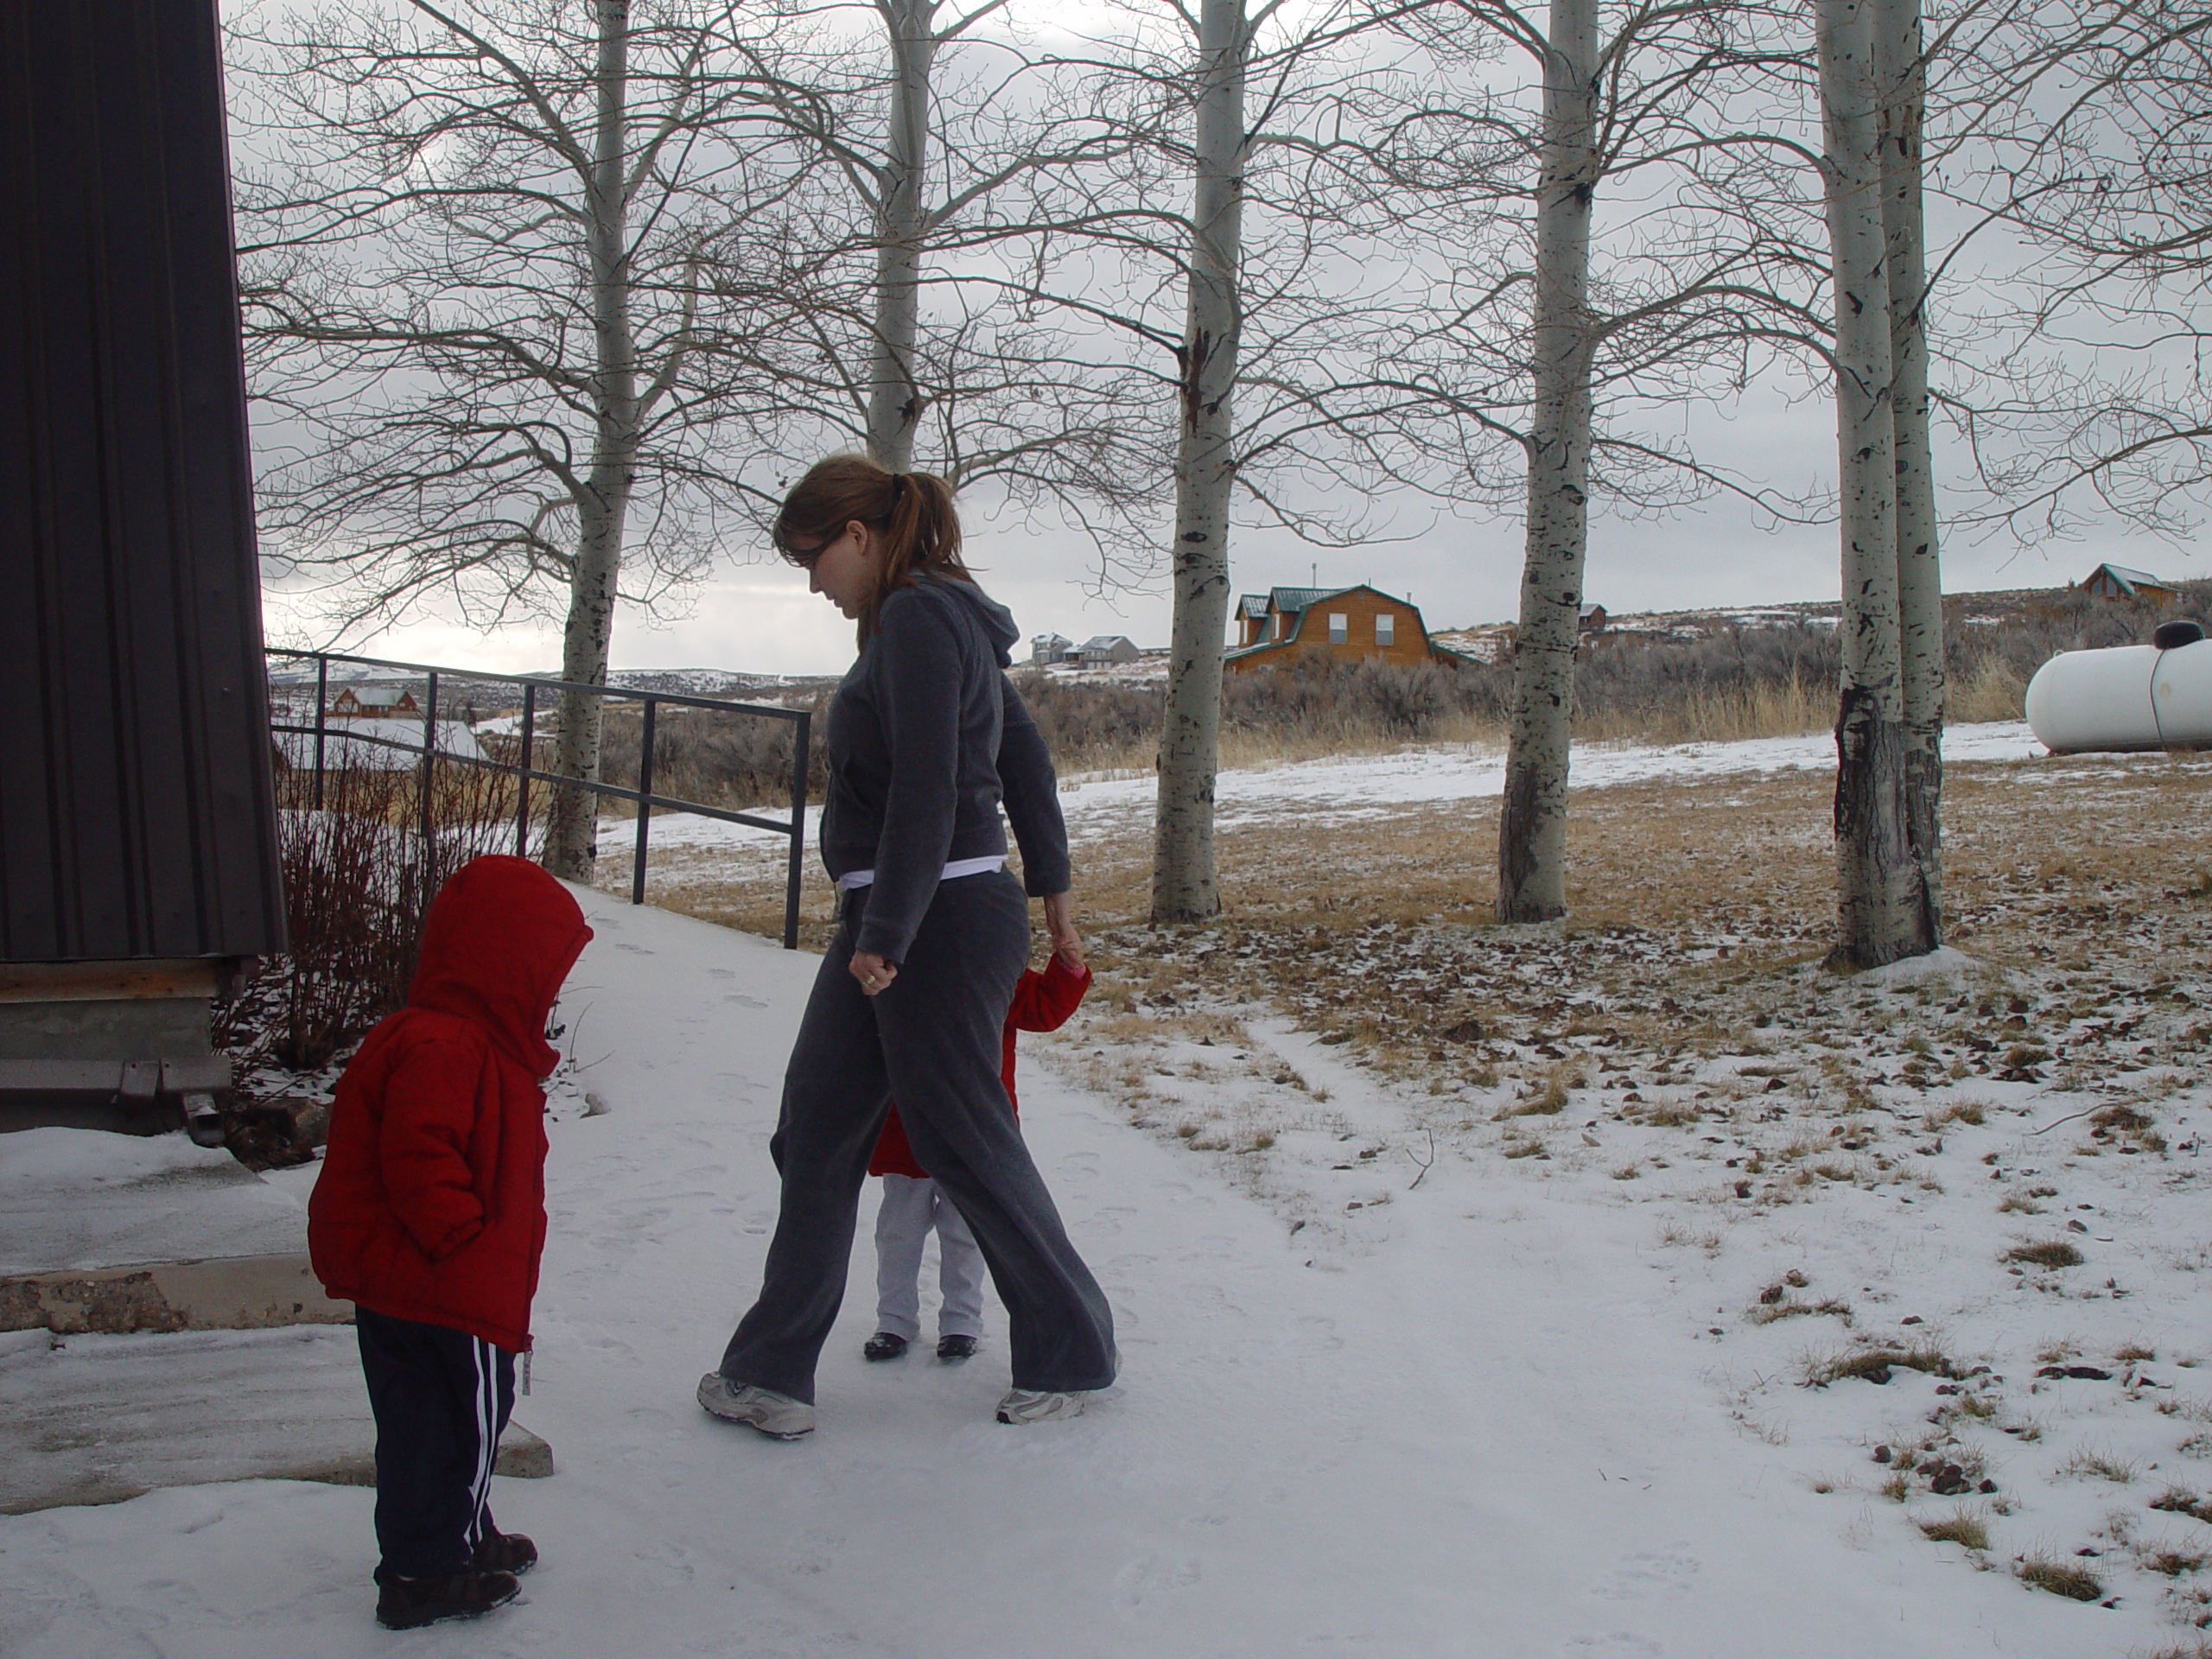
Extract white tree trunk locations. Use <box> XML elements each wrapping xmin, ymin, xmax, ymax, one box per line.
<box><xmin>1817</xmin><ymin>0</ymin><xmax>1920</xmax><ymax>967</ymax></box>
<box><xmin>868</xmin><ymin>0</ymin><xmax>935</xmax><ymax>472</ymax></box>
<box><xmin>1495</xmin><ymin>0</ymin><xmax>1599</xmax><ymax>924</ymax></box>
<box><xmin>546</xmin><ymin>0</ymin><xmax>639</xmax><ymax>881</ymax></box>
<box><xmin>1877</xmin><ymin>0</ymin><xmax>1943</xmax><ymax>944</ymax></box>
<box><xmin>1150</xmin><ymin>0</ymin><xmax>1248</xmax><ymax>924</ymax></box>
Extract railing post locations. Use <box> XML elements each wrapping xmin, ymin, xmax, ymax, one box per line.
<box><xmin>312</xmin><ymin>655</ymin><xmax>328</xmax><ymax>810</ymax></box>
<box><xmin>419</xmin><ymin>670</ymin><xmax>438</xmax><ymax>857</ymax></box>
<box><xmin>785</xmin><ymin>709</ymin><xmax>810</xmax><ymax>950</ymax></box>
<box><xmin>632</xmin><ymin>696</ymin><xmax>656</xmax><ymax>906</ymax></box>
<box><xmin>515</xmin><ymin>683</ymin><xmax>536</xmax><ymax>859</ymax></box>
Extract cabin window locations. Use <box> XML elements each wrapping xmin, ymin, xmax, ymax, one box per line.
<box><xmin>1329</xmin><ymin>613</ymin><xmax>1348</xmax><ymax>645</ymax></box>
<box><xmin>1274</xmin><ymin>613</ymin><xmax>1287</xmax><ymax>639</ymax></box>
<box><xmin>1375</xmin><ymin>613</ymin><xmax>1395</xmax><ymax>645</ymax></box>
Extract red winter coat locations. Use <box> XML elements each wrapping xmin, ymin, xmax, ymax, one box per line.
<box><xmin>868</xmin><ymin>956</ymin><xmax>1090</xmax><ymax>1179</ymax></box>
<box><xmin>308</xmin><ymin>856</ymin><xmax>592</xmax><ymax>1351</ymax></box>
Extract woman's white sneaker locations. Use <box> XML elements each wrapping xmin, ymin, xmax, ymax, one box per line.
<box><xmin>995</xmin><ymin>1389</ymin><xmax>1086</xmax><ymax>1425</ymax></box>
<box><xmin>696</xmin><ymin>1374</ymin><xmax>815</xmax><ymax>1438</ymax></box>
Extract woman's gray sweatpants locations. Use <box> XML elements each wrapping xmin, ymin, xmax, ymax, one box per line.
<box><xmin>718</xmin><ymin>871</ymin><xmax>1116</xmax><ymax>1403</ymax></box>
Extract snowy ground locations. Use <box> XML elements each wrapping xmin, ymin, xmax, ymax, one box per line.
<box><xmin>6</xmin><ymin>721</ymin><xmax>2210</xmax><ymax>1655</ymax></box>
<box><xmin>0</xmin><ymin>874</ymin><xmax>2186</xmax><ymax>1656</ymax></box>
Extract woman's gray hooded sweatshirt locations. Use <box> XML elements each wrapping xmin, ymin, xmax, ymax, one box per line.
<box><xmin>820</xmin><ymin>576</ymin><xmax>1071</xmax><ymax>963</ymax></box>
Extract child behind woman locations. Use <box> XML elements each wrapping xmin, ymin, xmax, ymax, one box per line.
<box><xmin>863</xmin><ymin>946</ymin><xmax>1089</xmax><ymax>1363</ymax></box>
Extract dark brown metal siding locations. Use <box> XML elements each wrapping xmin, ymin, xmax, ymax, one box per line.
<box><xmin>0</xmin><ymin>0</ymin><xmax>286</xmax><ymax>963</ymax></box>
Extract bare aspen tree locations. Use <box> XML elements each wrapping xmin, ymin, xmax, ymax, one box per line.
<box><xmin>547</xmin><ymin>0</ymin><xmax>642</xmax><ymax>878</ymax></box>
<box><xmin>233</xmin><ymin>0</ymin><xmax>832</xmax><ymax>879</ymax></box>
<box><xmin>1817</xmin><ymin>0</ymin><xmax>1931</xmax><ymax>965</ymax></box>
<box><xmin>1152</xmin><ymin>0</ymin><xmax>1251</xmax><ymax>924</ymax></box>
<box><xmin>1494</xmin><ymin>0</ymin><xmax>1598</xmax><ymax>923</ymax></box>
<box><xmin>734</xmin><ymin>3</ymin><xmax>1164</xmax><ymax>541</ymax></box>
<box><xmin>862</xmin><ymin>0</ymin><xmax>1021</xmax><ymax>469</ymax></box>
<box><xmin>1399</xmin><ymin>0</ymin><xmax>1831</xmax><ymax>924</ymax></box>
<box><xmin>1876</xmin><ymin>0</ymin><xmax>1942</xmax><ymax>941</ymax></box>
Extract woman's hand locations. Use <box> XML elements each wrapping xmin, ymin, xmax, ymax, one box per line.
<box><xmin>850</xmin><ymin>950</ymin><xmax>899</xmax><ymax>995</ymax></box>
<box><xmin>1042</xmin><ymin>892</ymin><xmax>1084</xmax><ymax>969</ymax></box>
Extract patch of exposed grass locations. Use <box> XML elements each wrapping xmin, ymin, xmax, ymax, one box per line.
<box><xmin>2005</xmin><ymin>1240</ymin><xmax>2086</xmax><ymax>1269</ymax></box>
<box><xmin>1919</xmin><ymin>1511</ymin><xmax>1990</xmax><ymax>1551</ymax></box>
<box><xmin>1747</xmin><ymin>1297</ymin><xmax>1853</xmax><ymax>1326</ymax></box>
<box><xmin>2016</xmin><ymin>1556</ymin><xmax>2102</xmax><ymax>1600</ymax></box>
<box><xmin>2151</xmin><ymin>1487</ymin><xmax>2212</xmax><ymax>1524</ymax></box>
<box><xmin>2142</xmin><ymin>1548</ymin><xmax>2209</xmax><ymax>1576</ymax></box>
<box><xmin>2057</xmin><ymin>1448</ymin><xmax>2139</xmax><ymax>1484</ymax></box>
<box><xmin>1807</xmin><ymin>1344</ymin><xmax>1957</xmax><ymax>1387</ymax></box>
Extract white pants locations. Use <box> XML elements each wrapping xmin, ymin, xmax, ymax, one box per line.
<box><xmin>873</xmin><ymin>1174</ymin><xmax>987</xmax><ymax>1342</ymax></box>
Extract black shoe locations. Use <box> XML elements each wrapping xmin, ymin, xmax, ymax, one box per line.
<box><xmin>863</xmin><ymin>1332</ymin><xmax>908</xmax><ymax>1362</ymax></box>
<box><xmin>471</xmin><ymin>1526</ymin><xmax>537</xmax><ymax>1575</ymax></box>
<box><xmin>375</xmin><ymin>1570</ymin><xmax>521</xmax><ymax>1630</ymax></box>
<box><xmin>937</xmin><ymin>1334</ymin><xmax>978</xmax><ymax>1361</ymax></box>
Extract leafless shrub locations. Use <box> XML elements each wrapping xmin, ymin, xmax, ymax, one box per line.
<box><xmin>219</xmin><ymin>761</ymin><xmax>514</xmax><ymax>1072</ymax></box>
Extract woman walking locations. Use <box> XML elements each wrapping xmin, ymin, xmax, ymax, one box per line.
<box><xmin>698</xmin><ymin>456</ymin><xmax>1116</xmax><ymax>1434</ymax></box>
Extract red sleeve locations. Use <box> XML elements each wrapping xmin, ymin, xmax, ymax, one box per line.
<box><xmin>378</xmin><ymin>1037</ymin><xmax>490</xmax><ymax>1262</ymax></box>
<box><xmin>1007</xmin><ymin>959</ymin><xmax>1091</xmax><ymax>1033</ymax></box>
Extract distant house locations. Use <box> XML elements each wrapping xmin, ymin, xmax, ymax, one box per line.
<box><xmin>1077</xmin><ymin>635</ymin><xmax>1141</xmax><ymax>668</ymax></box>
<box><xmin>1579</xmin><ymin>602</ymin><xmax>1608</xmax><ymax>633</ymax></box>
<box><xmin>1031</xmin><ymin>632</ymin><xmax>1074</xmax><ymax>666</ymax></box>
<box><xmin>2078</xmin><ymin>563</ymin><xmax>2180</xmax><ymax>603</ymax></box>
<box><xmin>328</xmin><ymin>686</ymin><xmax>421</xmax><ymax>719</ymax></box>
<box><xmin>1225</xmin><ymin>585</ymin><xmax>1464</xmax><ymax>672</ymax></box>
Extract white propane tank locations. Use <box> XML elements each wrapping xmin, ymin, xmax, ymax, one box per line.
<box><xmin>2024</xmin><ymin>630</ymin><xmax>2212</xmax><ymax>753</ymax></box>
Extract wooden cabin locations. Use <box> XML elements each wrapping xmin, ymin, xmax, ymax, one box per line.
<box><xmin>1225</xmin><ymin>585</ymin><xmax>1462</xmax><ymax>672</ymax></box>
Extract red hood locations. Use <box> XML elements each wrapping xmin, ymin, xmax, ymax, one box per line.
<box><xmin>408</xmin><ymin>856</ymin><xmax>593</xmax><ymax>1077</ymax></box>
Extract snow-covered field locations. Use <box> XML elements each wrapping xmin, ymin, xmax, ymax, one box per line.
<box><xmin>606</xmin><ymin>720</ymin><xmax>2044</xmax><ymax>866</ymax></box>
<box><xmin>6</xmin><ymin>722</ymin><xmax>2211</xmax><ymax>1656</ymax></box>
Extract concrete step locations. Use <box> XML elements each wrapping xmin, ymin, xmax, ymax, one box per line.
<box><xmin>0</xmin><ymin>1252</ymin><xmax>353</xmax><ymax>1335</ymax></box>
<box><xmin>0</xmin><ymin>1325</ymin><xmax>552</xmax><ymax>1516</ymax></box>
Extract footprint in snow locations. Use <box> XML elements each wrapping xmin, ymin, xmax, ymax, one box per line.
<box><xmin>1560</xmin><ymin>1636</ymin><xmax>1662</xmax><ymax>1657</ymax></box>
<box><xmin>1113</xmin><ymin>1554</ymin><xmax>1201</xmax><ymax>1610</ymax></box>
<box><xmin>1588</xmin><ymin>1548</ymin><xmax>1700</xmax><ymax>1602</ymax></box>
<box><xmin>637</xmin><ymin>1540</ymin><xmax>697</xmax><ymax>1586</ymax></box>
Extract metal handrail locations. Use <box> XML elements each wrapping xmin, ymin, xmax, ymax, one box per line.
<box><xmin>265</xmin><ymin>648</ymin><xmax>810</xmax><ymax>949</ymax></box>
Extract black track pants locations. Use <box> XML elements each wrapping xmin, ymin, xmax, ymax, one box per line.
<box><xmin>719</xmin><ymin>870</ymin><xmax>1116</xmax><ymax>1403</ymax></box>
<box><xmin>356</xmin><ymin>1306</ymin><xmax>516</xmax><ymax>1580</ymax></box>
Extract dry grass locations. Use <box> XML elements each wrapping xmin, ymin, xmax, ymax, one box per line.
<box><xmin>2152</xmin><ymin>1488</ymin><xmax>2212</xmax><ymax>1524</ymax></box>
<box><xmin>1920</xmin><ymin>1511</ymin><xmax>1991</xmax><ymax>1551</ymax></box>
<box><xmin>2007</xmin><ymin>1241</ymin><xmax>2088</xmax><ymax>1270</ymax></box>
<box><xmin>2016</xmin><ymin>1556</ymin><xmax>2103</xmax><ymax>1600</ymax></box>
<box><xmin>1948</xmin><ymin>656</ymin><xmax>2028</xmax><ymax>724</ymax></box>
<box><xmin>1807</xmin><ymin>1345</ymin><xmax>1958</xmax><ymax>1387</ymax></box>
<box><xmin>2058</xmin><ymin>1448</ymin><xmax>2140</xmax><ymax>1484</ymax></box>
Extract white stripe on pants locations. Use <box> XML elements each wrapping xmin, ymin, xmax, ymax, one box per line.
<box><xmin>873</xmin><ymin>1173</ymin><xmax>987</xmax><ymax>1342</ymax></box>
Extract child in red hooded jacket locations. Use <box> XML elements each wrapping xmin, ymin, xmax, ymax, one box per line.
<box><xmin>309</xmin><ymin>856</ymin><xmax>592</xmax><ymax>1631</ymax></box>
<box><xmin>861</xmin><ymin>947</ymin><xmax>1089</xmax><ymax>1363</ymax></box>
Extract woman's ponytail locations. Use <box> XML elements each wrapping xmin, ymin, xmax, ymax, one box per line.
<box><xmin>772</xmin><ymin>455</ymin><xmax>972</xmax><ymax>640</ymax></box>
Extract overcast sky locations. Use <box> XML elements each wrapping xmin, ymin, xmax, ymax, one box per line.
<box><xmin>259</xmin><ymin>385</ymin><xmax>2197</xmax><ymax>680</ymax></box>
